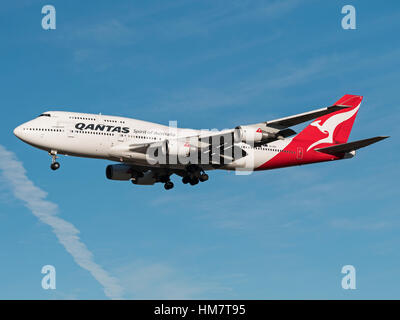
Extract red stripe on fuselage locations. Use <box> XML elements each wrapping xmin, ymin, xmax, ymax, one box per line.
<box><xmin>255</xmin><ymin>139</ymin><xmax>340</xmax><ymax>170</ymax></box>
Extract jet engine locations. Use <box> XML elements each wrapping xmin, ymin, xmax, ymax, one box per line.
<box><xmin>106</xmin><ymin>164</ymin><xmax>156</xmax><ymax>185</ymax></box>
<box><xmin>234</xmin><ymin>126</ymin><xmax>271</xmax><ymax>144</ymax></box>
<box><xmin>106</xmin><ymin>164</ymin><xmax>133</xmax><ymax>180</ymax></box>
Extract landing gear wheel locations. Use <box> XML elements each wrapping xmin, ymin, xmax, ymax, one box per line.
<box><xmin>182</xmin><ymin>176</ymin><xmax>190</xmax><ymax>184</ymax></box>
<box><xmin>50</xmin><ymin>162</ymin><xmax>60</xmax><ymax>171</ymax></box>
<box><xmin>164</xmin><ymin>181</ymin><xmax>174</xmax><ymax>190</ymax></box>
<box><xmin>189</xmin><ymin>178</ymin><xmax>199</xmax><ymax>186</ymax></box>
<box><xmin>199</xmin><ymin>173</ymin><xmax>209</xmax><ymax>182</ymax></box>
<box><xmin>49</xmin><ymin>151</ymin><xmax>59</xmax><ymax>171</ymax></box>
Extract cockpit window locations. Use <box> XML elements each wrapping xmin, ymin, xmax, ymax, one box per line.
<box><xmin>38</xmin><ymin>113</ymin><xmax>51</xmax><ymax>117</ymax></box>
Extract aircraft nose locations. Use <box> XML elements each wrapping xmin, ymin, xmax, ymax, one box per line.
<box><xmin>13</xmin><ymin>125</ymin><xmax>23</xmax><ymax>138</ymax></box>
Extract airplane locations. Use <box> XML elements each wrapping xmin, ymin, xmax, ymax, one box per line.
<box><xmin>13</xmin><ymin>94</ymin><xmax>388</xmax><ymax>190</ymax></box>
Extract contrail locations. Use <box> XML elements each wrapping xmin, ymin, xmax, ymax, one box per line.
<box><xmin>0</xmin><ymin>145</ymin><xmax>123</xmax><ymax>299</ymax></box>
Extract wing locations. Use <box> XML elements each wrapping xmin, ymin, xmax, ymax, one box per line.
<box><xmin>260</xmin><ymin>104</ymin><xmax>352</xmax><ymax>129</ymax></box>
<box><xmin>196</xmin><ymin>104</ymin><xmax>353</xmax><ymax>148</ymax></box>
<box><xmin>109</xmin><ymin>135</ymin><xmax>247</xmax><ymax>167</ymax></box>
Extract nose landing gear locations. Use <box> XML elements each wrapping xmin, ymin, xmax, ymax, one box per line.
<box><xmin>51</xmin><ymin>162</ymin><xmax>60</xmax><ymax>170</ymax></box>
<box><xmin>49</xmin><ymin>151</ymin><xmax>60</xmax><ymax>171</ymax></box>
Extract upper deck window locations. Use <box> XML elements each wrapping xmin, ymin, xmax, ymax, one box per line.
<box><xmin>38</xmin><ymin>113</ymin><xmax>51</xmax><ymax>117</ymax></box>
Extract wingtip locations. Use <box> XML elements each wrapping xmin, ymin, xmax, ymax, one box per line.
<box><xmin>373</xmin><ymin>136</ymin><xmax>390</xmax><ymax>143</ymax></box>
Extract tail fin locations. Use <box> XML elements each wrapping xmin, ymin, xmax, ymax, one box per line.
<box><xmin>295</xmin><ymin>94</ymin><xmax>363</xmax><ymax>152</ymax></box>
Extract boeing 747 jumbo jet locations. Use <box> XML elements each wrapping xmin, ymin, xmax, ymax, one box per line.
<box><xmin>14</xmin><ymin>94</ymin><xmax>388</xmax><ymax>190</ymax></box>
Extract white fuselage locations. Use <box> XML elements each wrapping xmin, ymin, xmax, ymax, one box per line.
<box><xmin>14</xmin><ymin>111</ymin><xmax>292</xmax><ymax>171</ymax></box>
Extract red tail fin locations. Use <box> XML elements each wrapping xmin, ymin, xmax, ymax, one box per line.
<box><xmin>295</xmin><ymin>94</ymin><xmax>363</xmax><ymax>151</ymax></box>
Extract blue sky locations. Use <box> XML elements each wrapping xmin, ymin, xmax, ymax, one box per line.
<box><xmin>0</xmin><ymin>0</ymin><xmax>399</xmax><ymax>299</ymax></box>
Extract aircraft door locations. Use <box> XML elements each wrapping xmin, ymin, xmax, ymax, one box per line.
<box><xmin>297</xmin><ymin>147</ymin><xmax>304</xmax><ymax>160</ymax></box>
<box><xmin>57</xmin><ymin>120</ymin><xmax>75</xmax><ymax>138</ymax></box>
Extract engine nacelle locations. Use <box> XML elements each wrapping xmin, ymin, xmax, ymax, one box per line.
<box><xmin>131</xmin><ymin>170</ymin><xmax>156</xmax><ymax>185</ymax></box>
<box><xmin>106</xmin><ymin>164</ymin><xmax>133</xmax><ymax>180</ymax></box>
<box><xmin>234</xmin><ymin>126</ymin><xmax>270</xmax><ymax>144</ymax></box>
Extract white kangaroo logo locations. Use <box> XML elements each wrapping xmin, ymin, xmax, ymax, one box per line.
<box><xmin>307</xmin><ymin>105</ymin><xmax>360</xmax><ymax>152</ymax></box>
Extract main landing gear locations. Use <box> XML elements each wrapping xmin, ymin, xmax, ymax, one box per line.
<box><xmin>199</xmin><ymin>172</ymin><xmax>209</xmax><ymax>182</ymax></box>
<box><xmin>159</xmin><ymin>175</ymin><xmax>174</xmax><ymax>190</ymax></box>
<box><xmin>182</xmin><ymin>166</ymin><xmax>209</xmax><ymax>186</ymax></box>
<box><xmin>49</xmin><ymin>151</ymin><xmax>60</xmax><ymax>171</ymax></box>
<box><xmin>164</xmin><ymin>181</ymin><xmax>174</xmax><ymax>190</ymax></box>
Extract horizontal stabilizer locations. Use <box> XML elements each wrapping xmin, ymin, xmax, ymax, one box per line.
<box><xmin>315</xmin><ymin>136</ymin><xmax>389</xmax><ymax>155</ymax></box>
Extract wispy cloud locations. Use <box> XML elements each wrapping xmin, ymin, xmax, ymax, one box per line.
<box><xmin>116</xmin><ymin>261</ymin><xmax>231</xmax><ymax>299</ymax></box>
<box><xmin>329</xmin><ymin>218</ymin><xmax>390</xmax><ymax>231</ymax></box>
<box><xmin>64</xmin><ymin>0</ymin><xmax>298</xmax><ymax>44</ymax></box>
<box><xmin>150</xmin><ymin>54</ymin><xmax>341</xmax><ymax>114</ymax></box>
<box><xmin>149</xmin><ymin>157</ymin><xmax>397</xmax><ymax>236</ymax></box>
<box><xmin>147</xmin><ymin>0</ymin><xmax>300</xmax><ymax>40</ymax></box>
<box><xmin>0</xmin><ymin>145</ymin><xmax>123</xmax><ymax>299</ymax></box>
<box><xmin>51</xmin><ymin>0</ymin><xmax>299</xmax><ymax>73</ymax></box>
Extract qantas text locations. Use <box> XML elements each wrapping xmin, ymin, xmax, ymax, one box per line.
<box><xmin>75</xmin><ymin>123</ymin><xmax>130</xmax><ymax>133</ymax></box>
